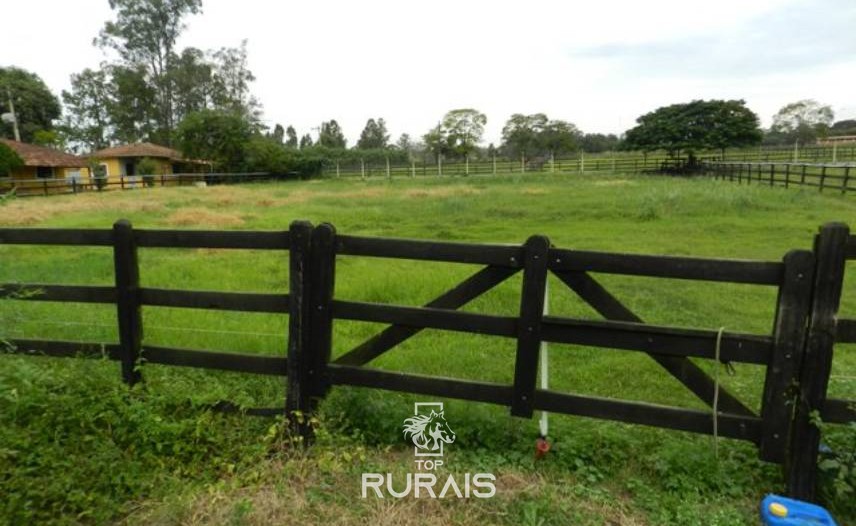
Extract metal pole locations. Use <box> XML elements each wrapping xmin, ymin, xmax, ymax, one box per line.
<box><xmin>493</xmin><ymin>154</ymin><xmax>497</xmax><ymax>176</ymax></box>
<box><xmin>386</xmin><ymin>157</ymin><xmax>391</xmax><ymax>180</ymax></box>
<box><xmin>538</xmin><ymin>281</ymin><xmax>550</xmax><ymax>438</ymax></box>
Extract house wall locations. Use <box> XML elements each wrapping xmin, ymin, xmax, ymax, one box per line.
<box><xmin>1</xmin><ymin>166</ymin><xmax>91</xmax><ymax>196</ymax></box>
<box><xmin>8</xmin><ymin>166</ymin><xmax>90</xmax><ymax>179</ymax></box>
<box><xmin>96</xmin><ymin>157</ymin><xmax>174</xmax><ymax>183</ymax></box>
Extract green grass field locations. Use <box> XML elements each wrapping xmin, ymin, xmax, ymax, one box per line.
<box><xmin>1</xmin><ymin>173</ymin><xmax>855</xmax><ymax>525</ymax></box>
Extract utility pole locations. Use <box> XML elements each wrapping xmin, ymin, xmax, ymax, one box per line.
<box><xmin>5</xmin><ymin>86</ymin><xmax>21</xmax><ymax>142</ymax></box>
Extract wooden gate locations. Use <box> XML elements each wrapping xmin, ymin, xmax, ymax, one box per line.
<box><xmin>1</xmin><ymin>221</ymin><xmax>854</xmax><ymax>500</ymax></box>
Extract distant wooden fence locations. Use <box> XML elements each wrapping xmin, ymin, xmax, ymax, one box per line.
<box><xmin>1</xmin><ymin>221</ymin><xmax>854</xmax><ymax>501</ymax></box>
<box><xmin>703</xmin><ymin>161</ymin><xmax>855</xmax><ymax>194</ymax></box>
<box><xmin>0</xmin><ymin>172</ymin><xmax>291</xmax><ymax>197</ymax></box>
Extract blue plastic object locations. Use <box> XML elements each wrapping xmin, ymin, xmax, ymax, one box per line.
<box><xmin>760</xmin><ymin>494</ymin><xmax>837</xmax><ymax>526</ymax></box>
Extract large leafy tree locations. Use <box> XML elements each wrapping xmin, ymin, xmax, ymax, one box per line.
<box><xmin>422</xmin><ymin>123</ymin><xmax>449</xmax><ymax>159</ymax></box>
<box><xmin>501</xmin><ymin>113</ymin><xmax>548</xmax><ymax>158</ymax></box>
<box><xmin>96</xmin><ymin>0</ymin><xmax>203</xmax><ymax>142</ymax></box>
<box><xmin>624</xmin><ymin>99</ymin><xmax>762</xmax><ymax>165</ymax></box>
<box><xmin>0</xmin><ymin>142</ymin><xmax>24</xmax><ymax>176</ymax></box>
<box><xmin>175</xmin><ymin>109</ymin><xmax>250</xmax><ymax>171</ymax></box>
<box><xmin>61</xmin><ymin>68</ymin><xmax>112</xmax><ymax>151</ymax></box>
<box><xmin>318</xmin><ymin>120</ymin><xmax>347</xmax><ymax>148</ymax></box>
<box><xmin>285</xmin><ymin>125</ymin><xmax>298</xmax><ymax>148</ymax></box>
<box><xmin>539</xmin><ymin>120</ymin><xmax>580</xmax><ymax>156</ymax></box>
<box><xmin>441</xmin><ymin>108</ymin><xmax>486</xmax><ymax>159</ymax></box>
<box><xmin>830</xmin><ymin>119</ymin><xmax>856</xmax><ymax>136</ymax></box>
<box><xmin>0</xmin><ymin>67</ymin><xmax>61</xmax><ymax>143</ymax></box>
<box><xmin>209</xmin><ymin>40</ymin><xmax>261</xmax><ymax>125</ymax></box>
<box><xmin>108</xmin><ymin>64</ymin><xmax>159</xmax><ymax>144</ymax></box>
<box><xmin>580</xmin><ymin>133</ymin><xmax>621</xmax><ymax>153</ymax></box>
<box><xmin>768</xmin><ymin>99</ymin><xmax>834</xmax><ymax>145</ymax></box>
<box><xmin>169</xmin><ymin>47</ymin><xmax>216</xmax><ymax>119</ymax></box>
<box><xmin>357</xmin><ymin>118</ymin><xmax>389</xmax><ymax>149</ymax></box>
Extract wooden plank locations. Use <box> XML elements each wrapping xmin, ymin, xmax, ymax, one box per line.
<box><xmin>333</xmin><ymin>300</ymin><xmax>517</xmax><ymax>337</ymax></box>
<box><xmin>142</xmin><ymin>345</ymin><xmax>286</xmax><ymax>376</ymax></box>
<box><xmin>336</xmin><ymin>234</ymin><xmax>524</xmax><ymax>268</ymax></box>
<box><xmin>113</xmin><ymin>220</ymin><xmax>143</xmax><ymax>386</ymax></box>
<box><xmin>334</xmin><ymin>265</ymin><xmax>518</xmax><ymax>366</ymax></box>
<box><xmin>548</xmin><ymin>248</ymin><xmax>782</xmax><ymax>285</ymax></box>
<box><xmin>553</xmin><ymin>269</ymin><xmax>756</xmax><ymax>417</ymax></box>
<box><xmin>327</xmin><ymin>364</ymin><xmax>513</xmax><ymax>405</ymax></box>
<box><xmin>533</xmin><ymin>389</ymin><xmax>761</xmax><ymax>443</ymax></box>
<box><xmin>134</xmin><ymin>229</ymin><xmax>289</xmax><ymax>250</ymax></box>
<box><xmin>846</xmin><ymin>236</ymin><xmax>856</xmax><ymax>259</ymax></box>
<box><xmin>139</xmin><ymin>288</ymin><xmax>289</xmax><ymax>313</ymax></box>
<box><xmin>0</xmin><ymin>228</ymin><xmax>113</xmax><ymax>246</ymax></box>
<box><xmin>286</xmin><ymin>220</ymin><xmax>313</xmax><ymax>439</ymax></box>
<box><xmin>0</xmin><ymin>283</ymin><xmax>116</xmax><ymax>303</ymax></box>
<box><xmin>541</xmin><ymin>317</ymin><xmax>772</xmax><ymax>365</ymax></box>
<box><xmin>512</xmin><ymin>235</ymin><xmax>550</xmax><ymax>417</ymax></box>
<box><xmin>759</xmin><ymin>250</ymin><xmax>815</xmax><ymax>462</ymax></box>
<box><xmin>820</xmin><ymin>398</ymin><xmax>856</xmax><ymax>424</ymax></box>
<box><xmin>4</xmin><ymin>338</ymin><xmax>120</xmax><ymax>359</ymax></box>
<box><xmin>307</xmin><ymin>223</ymin><xmax>337</xmax><ymax>399</ymax></box>
<box><xmin>788</xmin><ymin>223</ymin><xmax>850</xmax><ymax>501</ymax></box>
<box><xmin>835</xmin><ymin>318</ymin><xmax>856</xmax><ymax>343</ymax></box>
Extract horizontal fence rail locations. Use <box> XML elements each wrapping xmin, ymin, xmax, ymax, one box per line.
<box><xmin>0</xmin><ymin>172</ymin><xmax>289</xmax><ymax>197</ymax></box>
<box><xmin>703</xmin><ymin>161</ymin><xmax>855</xmax><ymax>194</ymax></box>
<box><xmin>1</xmin><ymin>220</ymin><xmax>853</xmax><ymax>502</ymax></box>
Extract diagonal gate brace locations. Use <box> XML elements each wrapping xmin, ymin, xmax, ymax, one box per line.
<box><xmin>553</xmin><ymin>269</ymin><xmax>756</xmax><ymax>417</ymax></box>
<box><xmin>334</xmin><ymin>265</ymin><xmax>519</xmax><ymax>366</ymax></box>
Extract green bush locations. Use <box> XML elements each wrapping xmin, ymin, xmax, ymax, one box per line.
<box><xmin>136</xmin><ymin>157</ymin><xmax>159</xmax><ymax>188</ymax></box>
<box><xmin>90</xmin><ymin>163</ymin><xmax>107</xmax><ymax>191</ymax></box>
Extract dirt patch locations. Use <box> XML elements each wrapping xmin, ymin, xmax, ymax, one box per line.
<box><xmin>0</xmin><ymin>192</ymin><xmax>167</xmax><ymax>226</ymax></box>
<box><xmin>521</xmin><ymin>188</ymin><xmax>547</xmax><ymax>195</ymax></box>
<box><xmin>163</xmin><ymin>208</ymin><xmax>246</xmax><ymax>228</ymax></box>
<box><xmin>403</xmin><ymin>187</ymin><xmax>482</xmax><ymax>199</ymax></box>
<box><xmin>593</xmin><ymin>179</ymin><xmax>634</xmax><ymax>187</ymax></box>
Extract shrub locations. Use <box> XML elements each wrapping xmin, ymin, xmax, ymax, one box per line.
<box><xmin>136</xmin><ymin>157</ymin><xmax>159</xmax><ymax>188</ymax></box>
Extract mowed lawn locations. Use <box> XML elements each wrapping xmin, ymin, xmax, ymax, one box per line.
<box><xmin>1</xmin><ymin>173</ymin><xmax>854</xmax><ymax>525</ymax></box>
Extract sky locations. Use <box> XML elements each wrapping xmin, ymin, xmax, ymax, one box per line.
<box><xmin>3</xmin><ymin>0</ymin><xmax>855</xmax><ymax>146</ymax></box>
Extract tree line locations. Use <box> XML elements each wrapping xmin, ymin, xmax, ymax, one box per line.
<box><xmin>1</xmin><ymin>0</ymin><xmax>854</xmax><ymax>176</ymax></box>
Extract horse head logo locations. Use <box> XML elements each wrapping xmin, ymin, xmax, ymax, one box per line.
<box><xmin>403</xmin><ymin>408</ymin><xmax>456</xmax><ymax>455</ymax></box>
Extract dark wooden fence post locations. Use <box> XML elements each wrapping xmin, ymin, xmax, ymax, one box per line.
<box><xmin>819</xmin><ymin>166</ymin><xmax>827</xmax><ymax>192</ymax></box>
<box><xmin>787</xmin><ymin>223</ymin><xmax>850</xmax><ymax>501</ymax></box>
<box><xmin>770</xmin><ymin>163</ymin><xmax>775</xmax><ymax>186</ymax></box>
<box><xmin>113</xmin><ymin>219</ymin><xmax>143</xmax><ymax>386</ymax></box>
<box><xmin>759</xmin><ymin>250</ymin><xmax>815</xmax><ymax>462</ymax></box>
<box><xmin>801</xmin><ymin>165</ymin><xmax>807</xmax><ymax>185</ymax></box>
<box><xmin>511</xmin><ymin>235</ymin><xmax>550</xmax><ymax>418</ymax></box>
<box><xmin>785</xmin><ymin>164</ymin><xmax>790</xmax><ymax>189</ymax></box>
<box><xmin>841</xmin><ymin>166</ymin><xmax>850</xmax><ymax>195</ymax></box>
<box><xmin>307</xmin><ymin>223</ymin><xmax>336</xmax><ymax>401</ymax></box>
<box><xmin>286</xmin><ymin>220</ymin><xmax>314</xmax><ymax>440</ymax></box>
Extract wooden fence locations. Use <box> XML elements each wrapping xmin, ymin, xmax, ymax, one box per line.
<box><xmin>0</xmin><ymin>172</ymin><xmax>289</xmax><ymax>197</ymax></box>
<box><xmin>1</xmin><ymin>221</ymin><xmax>854</xmax><ymax>501</ymax></box>
<box><xmin>703</xmin><ymin>161</ymin><xmax>855</xmax><ymax>194</ymax></box>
